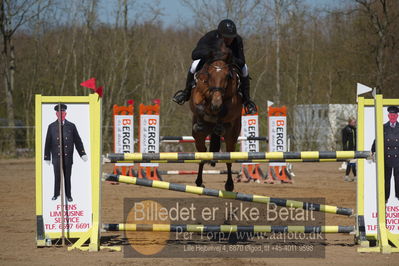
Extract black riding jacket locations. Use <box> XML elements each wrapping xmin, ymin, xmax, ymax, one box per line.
<box><xmin>191</xmin><ymin>30</ymin><xmax>246</xmax><ymax>69</ymax></box>
<box><xmin>342</xmin><ymin>125</ymin><xmax>356</xmax><ymax>151</ymax></box>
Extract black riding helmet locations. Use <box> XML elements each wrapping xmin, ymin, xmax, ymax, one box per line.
<box><xmin>217</xmin><ymin>19</ymin><xmax>237</xmax><ymax>38</ymax></box>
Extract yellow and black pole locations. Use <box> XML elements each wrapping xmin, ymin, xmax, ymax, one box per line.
<box><xmin>375</xmin><ymin>95</ymin><xmax>391</xmax><ymax>253</ymax></box>
<box><xmin>106</xmin><ymin>151</ymin><xmax>370</xmax><ymax>164</ymax></box>
<box><xmin>105</xmin><ymin>174</ymin><xmax>354</xmax><ymax>216</ymax></box>
<box><xmin>103</xmin><ymin>223</ymin><xmax>355</xmax><ymax>234</ymax></box>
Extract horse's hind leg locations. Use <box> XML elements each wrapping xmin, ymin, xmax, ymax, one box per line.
<box><xmin>225</xmin><ymin>162</ymin><xmax>234</xmax><ymax>191</ymax></box>
<box><xmin>196</xmin><ymin>162</ymin><xmax>205</xmax><ymax>188</ymax></box>
<box><xmin>224</xmin><ymin>136</ymin><xmax>235</xmax><ymax>191</ymax></box>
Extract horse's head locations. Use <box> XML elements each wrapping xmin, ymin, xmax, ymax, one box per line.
<box><xmin>202</xmin><ymin>40</ymin><xmax>236</xmax><ymax>114</ymax></box>
<box><xmin>206</xmin><ymin>60</ymin><xmax>231</xmax><ymax>113</ymax></box>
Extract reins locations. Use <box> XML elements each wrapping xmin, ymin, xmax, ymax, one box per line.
<box><xmin>195</xmin><ymin>61</ymin><xmax>238</xmax><ymax>95</ymax></box>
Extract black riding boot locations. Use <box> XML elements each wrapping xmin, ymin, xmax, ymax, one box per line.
<box><xmin>173</xmin><ymin>71</ymin><xmax>195</xmax><ymax>105</ymax></box>
<box><xmin>240</xmin><ymin>76</ymin><xmax>257</xmax><ymax>114</ymax></box>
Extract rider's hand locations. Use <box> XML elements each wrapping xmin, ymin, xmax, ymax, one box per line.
<box><xmin>81</xmin><ymin>155</ymin><xmax>88</xmax><ymax>162</ymax></box>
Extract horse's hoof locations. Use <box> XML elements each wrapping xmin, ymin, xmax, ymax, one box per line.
<box><xmin>195</xmin><ymin>180</ymin><xmax>205</xmax><ymax>188</ymax></box>
<box><xmin>225</xmin><ymin>182</ymin><xmax>234</xmax><ymax>192</ymax></box>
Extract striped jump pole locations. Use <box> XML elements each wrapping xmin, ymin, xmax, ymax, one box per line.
<box><xmin>105</xmin><ymin>151</ymin><xmax>370</xmax><ymax>163</ymax></box>
<box><xmin>104</xmin><ymin>174</ymin><xmax>354</xmax><ymax>216</ymax></box>
<box><xmin>103</xmin><ymin>223</ymin><xmax>355</xmax><ymax>234</ymax></box>
<box><xmin>160</xmin><ymin>136</ymin><xmax>268</xmax><ymax>143</ymax></box>
<box><xmin>157</xmin><ymin>170</ymin><xmax>239</xmax><ymax>175</ymax></box>
<box><xmin>107</xmin><ymin>158</ymin><xmax>350</xmax><ymax>164</ymax></box>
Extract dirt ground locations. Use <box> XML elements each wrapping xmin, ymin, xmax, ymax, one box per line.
<box><xmin>0</xmin><ymin>158</ymin><xmax>398</xmax><ymax>266</ymax></box>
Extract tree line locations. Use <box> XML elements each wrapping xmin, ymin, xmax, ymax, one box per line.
<box><xmin>1</xmin><ymin>0</ymin><xmax>398</xmax><ymax>156</ymax></box>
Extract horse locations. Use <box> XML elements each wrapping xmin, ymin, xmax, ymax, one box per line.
<box><xmin>189</xmin><ymin>40</ymin><xmax>242</xmax><ymax>192</ymax></box>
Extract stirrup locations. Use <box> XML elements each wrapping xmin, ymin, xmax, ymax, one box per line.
<box><xmin>173</xmin><ymin>90</ymin><xmax>188</xmax><ymax>105</ymax></box>
<box><xmin>244</xmin><ymin>101</ymin><xmax>257</xmax><ymax>115</ymax></box>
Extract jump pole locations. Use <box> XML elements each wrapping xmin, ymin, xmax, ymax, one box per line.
<box><xmin>107</xmin><ymin>159</ymin><xmax>351</xmax><ymax>164</ymax></box>
<box><xmin>104</xmin><ymin>174</ymin><xmax>354</xmax><ymax>216</ymax></box>
<box><xmin>160</xmin><ymin>136</ymin><xmax>268</xmax><ymax>143</ymax></box>
<box><xmin>106</xmin><ymin>151</ymin><xmax>370</xmax><ymax>163</ymax></box>
<box><xmin>157</xmin><ymin>170</ymin><xmax>240</xmax><ymax>175</ymax></box>
<box><xmin>103</xmin><ymin>223</ymin><xmax>355</xmax><ymax>234</ymax></box>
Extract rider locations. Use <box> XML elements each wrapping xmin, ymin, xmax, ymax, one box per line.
<box><xmin>172</xmin><ymin>19</ymin><xmax>257</xmax><ymax>115</ymax></box>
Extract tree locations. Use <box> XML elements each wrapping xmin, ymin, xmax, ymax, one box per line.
<box><xmin>180</xmin><ymin>0</ymin><xmax>261</xmax><ymax>34</ymax></box>
<box><xmin>0</xmin><ymin>0</ymin><xmax>50</xmax><ymax>156</ymax></box>
<box><xmin>354</xmin><ymin>0</ymin><xmax>399</xmax><ymax>94</ymax></box>
<box><xmin>261</xmin><ymin>0</ymin><xmax>299</xmax><ymax>105</ymax></box>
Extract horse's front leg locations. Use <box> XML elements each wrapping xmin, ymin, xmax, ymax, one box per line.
<box><xmin>191</xmin><ymin>105</ymin><xmax>207</xmax><ymax>133</ymax></box>
<box><xmin>224</xmin><ymin>137</ymin><xmax>235</xmax><ymax>192</ymax></box>
<box><xmin>224</xmin><ymin>120</ymin><xmax>241</xmax><ymax>192</ymax></box>
<box><xmin>196</xmin><ymin>162</ymin><xmax>205</xmax><ymax>188</ymax></box>
<box><xmin>193</xmin><ymin>131</ymin><xmax>207</xmax><ymax>188</ymax></box>
<box><xmin>190</xmin><ymin>90</ymin><xmax>206</xmax><ymax>133</ymax></box>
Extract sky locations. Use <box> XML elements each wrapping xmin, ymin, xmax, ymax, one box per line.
<box><xmin>99</xmin><ymin>0</ymin><xmax>194</xmax><ymax>27</ymax></box>
<box><xmin>156</xmin><ymin>0</ymin><xmax>193</xmax><ymax>26</ymax></box>
<box><xmin>98</xmin><ymin>0</ymin><xmax>343</xmax><ymax>28</ymax></box>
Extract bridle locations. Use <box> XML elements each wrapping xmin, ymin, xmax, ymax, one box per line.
<box><xmin>195</xmin><ymin>61</ymin><xmax>235</xmax><ymax>95</ymax></box>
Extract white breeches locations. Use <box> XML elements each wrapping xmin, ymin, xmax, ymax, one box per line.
<box><xmin>190</xmin><ymin>59</ymin><xmax>201</xmax><ymax>73</ymax></box>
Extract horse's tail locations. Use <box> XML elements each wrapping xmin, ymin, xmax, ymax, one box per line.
<box><xmin>210</xmin><ymin>133</ymin><xmax>221</xmax><ymax>152</ymax></box>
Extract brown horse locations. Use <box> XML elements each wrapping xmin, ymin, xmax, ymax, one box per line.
<box><xmin>189</xmin><ymin>40</ymin><xmax>242</xmax><ymax>192</ymax></box>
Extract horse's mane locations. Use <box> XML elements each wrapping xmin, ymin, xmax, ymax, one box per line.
<box><xmin>208</xmin><ymin>39</ymin><xmax>231</xmax><ymax>63</ymax></box>
<box><xmin>206</xmin><ymin>39</ymin><xmax>242</xmax><ymax>76</ymax></box>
